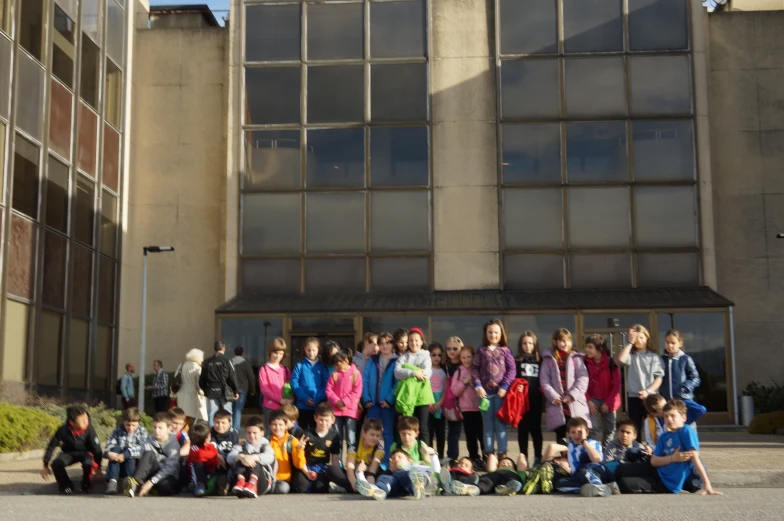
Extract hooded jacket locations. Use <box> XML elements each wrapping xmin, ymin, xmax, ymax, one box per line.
<box><xmin>660</xmin><ymin>350</ymin><xmax>700</xmax><ymax>401</ymax></box>
<box><xmin>325</xmin><ymin>364</ymin><xmax>363</xmax><ymax>418</ymax></box>
<box><xmin>540</xmin><ymin>348</ymin><xmax>591</xmax><ymax>430</ymax></box>
<box><xmin>44</xmin><ymin>421</ymin><xmax>103</xmax><ymax>467</ymax></box>
<box><xmin>258</xmin><ymin>363</ymin><xmax>291</xmax><ymax>411</ymax></box>
<box><xmin>232</xmin><ymin>355</ymin><xmax>256</xmax><ymax>394</ymax></box>
<box><xmin>362</xmin><ymin>353</ymin><xmax>398</xmax><ymax>407</ymax></box>
<box><xmin>290</xmin><ymin>358</ymin><xmax>328</xmax><ymax>411</ymax></box>
<box><xmin>199</xmin><ymin>351</ymin><xmax>239</xmax><ymax>402</ymax></box>
<box><xmin>142</xmin><ymin>434</ymin><xmax>181</xmax><ymax>485</ymax></box>
<box><xmin>450</xmin><ymin>365</ymin><xmax>479</xmax><ymax>412</ymax></box>
<box><xmin>584</xmin><ymin>353</ymin><xmax>622</xmax><ymax>411</ymax></box>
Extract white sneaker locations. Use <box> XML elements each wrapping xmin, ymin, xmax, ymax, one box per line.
<box><xmin>356</xmin><ymin>478</ymin><xmax>387</xmax><ymax>501</ymax></box>
<box><xmin>580</xmin><ymin>483</ymin><xmax>611</xmax><ymax>497</ymax></box>
<box><xmin>408</xmin><ymin>468</ymin><xmax>428</xmax><ymax>500</ymax></box>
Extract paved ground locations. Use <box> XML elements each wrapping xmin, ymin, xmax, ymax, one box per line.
<box><xmin>3</xmin><ymin>489</ymin><xmax>784</xmax><ymax>521</ymax></box>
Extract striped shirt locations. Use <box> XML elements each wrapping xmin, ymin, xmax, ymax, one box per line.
<box><xmin>567</xmin><ymin>438</ymin><xmax>602</xmax><ymax>475</ymax></box>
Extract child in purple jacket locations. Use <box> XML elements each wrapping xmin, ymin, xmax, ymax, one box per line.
<box><xmin>471</xmin><ymin>319</ymin><xmax>516</xmax><ymax>458</ymax></box>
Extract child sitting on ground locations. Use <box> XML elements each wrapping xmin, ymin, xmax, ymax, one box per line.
<box><xmin>346</xmin><ymin>418</ymin><xmax>386</xmax><ymax>491</ymax></box>
<box><xmin>389</xmin><ymin>416</ymin><xmax>432</xmax><ymax>464</ymax></box>
<box><xmin>227</xmin><ymin>416</ymin><xmax>275</xmax><ymax>498</ymax></box>
<box><xmin>187</xmin><ymin>423</ymin><xmax>220</xmax><ymax>497</ymax></box>
<box><xmin>441</xmin><ymin>454</ymin><xmax>526</xmax><ymax>496</ymax></box>
<box><xmin>355</xmin><ymin>449</ymin><xmax>450</xmax><ymax>500</ymax></box>
<box><xmin>617</xmin><ymin>399</ymin><xmax>722</xmax><ymax>495</ymax></box>
<box><xmin>540</xmin><ymin>417</ymin><xmax>619</xmax><ymax>498</ymax></box>
<box><xmin>643</xmin><ymin>394</ymin><xmax>667</xmax><ymax>448</ymax></box>
<box><xmin>124</xmin><ymin>412</ymin><xmax>181</xmax><ymax>497</ymax></box>
<box><xmin>604</xmin><ymin>418</ymin><xmax>651</xmax><ymax>469</ymax></box>
<box><xmin>42</xmin><ymin>405</ymin><xmax>103</xmax><ymax>494</ymax></box>
<box><xmin>169</xmin><ymin>407</ymin><xmax>191</xmax><ymax>456</ymax></box>
<box><xmin>303</xmin><ymin>403</ymin><xmax>353</xmax><ymax>493</ymax></box>
<box><xmin>210</xmin><ymin>409</ymin><xmax>239</xmax><ymax>495</ymax></box>
<box><xmin>269</xmin><ymin>410</ymin><xmax>310</xmax><ymax>494</ymax></box>
<box><xmin>104</xmin><ymin>407</ymin><xmax>147</xmax><ymax>495</ymax></box>
<box><xmin>283</xmin><ymin>403</ymin><xmax>306</xmax><ymax>439</ymax></box>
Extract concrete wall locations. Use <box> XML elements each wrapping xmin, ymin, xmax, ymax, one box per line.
<box><xmin>118</xmin><ymin>27</ymin><xmax>228</xmax><ymax>376</ymax></box>
<box><xmin>431</xmin><ymin>0</ymin><xmax>500</xmax><ymax>290</ymax></box>
<box><xmin>709</xmin><ymin>11</ymin><xmax>784</xmax><ymax>388</ymax></box>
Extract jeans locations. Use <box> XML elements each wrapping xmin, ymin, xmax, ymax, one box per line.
<box><xmin>232</xmin><ymin>391</ymin><xmax>247</xmax><ymax>431</ymax></box>
<box><xmin>481</xmin><ymin>394</ymin><xmax>507</xmax><ymax>454</ymax></box>
<box><xmin>376</xmin><ymin>470</ymin><xmax>414</xmax><ymax>498</ymax></box>
<box><xmin>366</xmin><ymin>405</ymin><xmax>397</xmax><ymax>465</ymax></box>
<box><xmin>105</xmin><ymin>454</ymin><xmax>136</xmax><ymax>481</ymax></box>
<box><xmin>554</xmin><ymin>463</ymin><xmax>615</xmax><ymax>492</ymax></box>
<box><xmin>207</xmin><ymin>398</ymin><xmax>233</xmax><ymax>427</ymax></box>
<box><xmin>589</xmin><ymin>398</ymin><xmax>617</xmax><ymax>448</ymax></box>
<box><xmin>335</xmin><ymin>416</ymin><xmax>358</xmax><ymax>454</ymax></box>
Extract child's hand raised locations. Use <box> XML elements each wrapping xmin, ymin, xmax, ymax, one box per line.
<box><xmin>627</xmin><ymin>328</ymin><xmax>638</xmax><ymax>345</ymax></box>
<box><xmin>299</xmin><ymin>434</ymin><xmax>310</xmax><ymax>447</ymax></box>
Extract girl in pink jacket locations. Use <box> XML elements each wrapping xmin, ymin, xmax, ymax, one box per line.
<box><xmin>258</xmin><ymin>338</ymin><xmax>291</xmax><ymax>434</ymax></box>
<box><xmin>326</xmin><ymin>350</ymin><xmax>363</xmax><ymax>452</ymax></box>
<box><xmin>450</xmin><ymin>345</ymin><xmax>482</xmax><ymax>463</ymax></box>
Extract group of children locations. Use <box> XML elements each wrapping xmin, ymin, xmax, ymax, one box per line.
<box><xmin>41</xmin><ymin>322</ymin><xmax>722</xmax><ymax>499</ymax></box>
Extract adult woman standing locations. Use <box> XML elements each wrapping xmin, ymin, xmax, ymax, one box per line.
<box><xmin>176</xmin><ymin>348</ymin><xmax>208</xmax><ymax>426</ymax></box>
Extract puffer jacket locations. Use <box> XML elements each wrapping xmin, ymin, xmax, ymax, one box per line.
<box><xmin>540</xmin><ymin>349</ymin><xmax>591</xmax><ymax>430</ymax></box>
<box><xmin>660</xmin><ymin>350</ymin><xmax>700</xmax><ymax>401</ymax></box>
<box><xmin>362</xmin><ymin>353</ymin><xmax>398</xmax><ymax>407</ymax></box>
<box><xmin>290</xmin><ymin>359</ymin><xmax>328</xmax><ymax>411</ymax></box>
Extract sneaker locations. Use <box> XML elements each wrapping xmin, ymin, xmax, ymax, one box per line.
<box><xmin>232</xmin><ymin>476</ymin><xmax>247</xmax><ymax>497</ymax></box>
<box><xmin>356</xmin><ymin>478</ymin><xmax>387</xmax><ymax>500</ymax></box>
<box><xmin>522</xmin><ymin>472</ymin><xmax>540</xmax><ymax>495</ymax></box>
<box><xmin>329</xmin><ymin>482</ymin><xmax>347</xmax><ymax>494</ymax></box>
<box><xmin>409</xmin><ymin>468</ymin><xmax>428</xmax><ymax>500</ymax></box>
<box><xmin>243</xmin><ymin>481</ymin><xmax>258</xmax><ymax>499</ymax></box>
<box><xmin>533</xmin><ymin>457</ymin><xmax>542</xmax><ymax>467</ymax></box>
<box><xmin>606</xmin><ymin>481</ymin><xmax>621</xmax><ymax>495</ymax></box>
<box><xmin>495</xmin><ymin>480</ymin><xmax>523</xmax><ymax>496</ymax></box>
<box><xmin>105</xmin><ymin>479</ymin><xmax>118</xmax><ymax>495</ymax></box>
<box><xmin>59</xmin><ymin>487</ymin><xmax>74</xmax><ymax>495</ymax></box>
<box><xmin>450</xmin><ymin>480</ymin><xmax>480</xmax><ymax>496</ymax></box>
<box><xmin>194</xmin><ymin>484</ymin><xmax>206</xmax><ymax>497</ymax></box>
<box><xmin>539</xmin><ymin>463</ymin><xmax>554</xmax><ymax>494</ymax></box>
<box><xmin>438</xmin><ymin>467</ymin><xmax>453</xmax><ymax>495</ymax></box>
<box><xmin>580</xmin><ymin>483</ymin><xmax>611</xmax><ymax>498</ymax></box>
<box><xmin>123</xmin><ymin>478</ymin><xmax>138</xmax><ymax>498</ymax></box>
<box><xmin>81</xmin><ymin>479</ymin><xmax>92</xmax><ymax>494</ymax></box>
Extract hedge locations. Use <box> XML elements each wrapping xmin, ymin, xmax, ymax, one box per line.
<box><xmin>34</xmin><ymin>401</ymin><xmax>153</xmax><ymax>442</ymax></box>
<box><xmin>748</xmin><ymin>410</ymin><xmax>784</xmax><ymax>435</ymax></box>
<box><xmin>0</xmin><ymin>403</ymin><xmax>61</xmax><ymax>453</ymax></box>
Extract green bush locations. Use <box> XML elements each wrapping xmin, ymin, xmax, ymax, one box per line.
<box><xmin>0</xmin><ymin>403</ymin><xmax>61</xmax><ymax>453</ymax></box>
<box><xmin>748</xmin><ymin>410</ymin><xmax>784</xmax><ymax>435</ymax></box>
<box><xmin>33</xmin><ymin>401</ymin><xmax>153</xmax><ymax>442</ymax></box>
<box><xmin>743</xmin><ymin>381</ymin><xmax>784</xmax><ymax>414</ymax></box>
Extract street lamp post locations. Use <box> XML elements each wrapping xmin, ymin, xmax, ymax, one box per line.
<box><xmin>138</xmin><ymin>246</ymin><xmax>174</xmax><ymax>415</ymax></box>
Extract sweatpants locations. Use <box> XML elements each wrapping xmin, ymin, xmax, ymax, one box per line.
<box><xmin>627</xmin><ymin>397</ymin><xmax>647</xmax><ymax>441</ymax></box>
<box><xmin>132</xmin><ymin>451</ymin><xmax>179</xmax><ymax>496</ymax></box>
<box><xmin>366</xmin><ymin>405</ymin><xmax>397</xmax><ymax>465</ymax></box>
<box><xmin>517</xmin><ymin>402</ymin><xmax>543</xmax><ymax>460</ymax></box>
<box><xmin>232</xmin><ymin>462</ymin><xmax>274</xmax><ymax>495</ymax></box>
<box><xmin>477</xmin><ymin>470</ymin><xmax>526</xmax><ymax>495</ymax></box>
<box><xmin>413</xmin><ymin>405</ymin><xmax>431</xmax><ymax>445</ymax></box>
<box><xmin>554</xmin><ymin>463</ymin><xmax>614</xmax><ymax>492</ymax></box>
<box><xmin>461</xmin><ymin>411</ymin><xmax>483</xmax><ymax>460</ymax></box>
<box><xmin>616</xmin><ymin>462</ymin><xmax>701</xmax><ymax>494</ymax></box>
<box><xmin>429</xmin><ymin>413</ymin><xmax>446</xmax><ymax>458</ymax></box>
<box><xmin>589</xmin><ymin>398</ymin><xmax>617</xmax><ymax>448</ymax></box>
<box><xmin>51</xmin><ymin>451</ymin><xmax>96</xmax><ymax>491</ymax></box>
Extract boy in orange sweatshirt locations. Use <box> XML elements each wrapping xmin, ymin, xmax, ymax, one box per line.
<box><xmin>269</xmin><ymin>410</ymin><xmax>312</xmax><ymax>493</ymax></box>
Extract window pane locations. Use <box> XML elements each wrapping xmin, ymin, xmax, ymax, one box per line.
<box><xmin>242</xmin><ymin>193</ymin><xmax>301</xmax><ymax>254</ymax></box>
<box><xmin>72</xmin><ymin>244</ymin><xmax>93</xmax><ymax>317</ymax></box>
<box><xmin>0</xmin><ymin>0</ymin><xmax>11</xmax><ymax>33</ymax></box>
<box><xmin>50</xmin><ymin>79</ymin><xmax>73</xmax><ymax>160</ymax></box>
<box><xmin>3</xmin><ymin>300</ymin><xmax>31</xmax><ymax>382</ymax></box>
<box><xmin>502</xmin><ymin>123</ymin><xmax>561</xmax><ymax>185</ymax></box>
<box><xmin>57</xmin><ymin>0</ymin><xmax>78</xmax><ymax>19</ymax></box>
<box><xmin>363</xmin><ymin>316</ymin><xmax>429</xmax><ymax>338</ymax></box>
<box><xmin>95</xmin><ymin>326</ymin><xmax>112</xmax><ymax>390</ymax></box>
<box><xmin>242</xmin><ymin>259</ymin><xmax>300</xmax><ymax>294</ymax></box>
<box><xmin>633</xmin><ymin>120</ymin><xmax>694</xmax><ymax>181</ymax></box>
<box><xmin>431</xmin><ymin>316</ymin><xmax>494</xmax><ymax>348</ymax></box>
<box><xmin>43</xmin><ymin>230</ymin><xmax>67</xmax><ymax>309</ymax></box>
<box><xmin>75</xmin><ymin>175</ymin><xmax>95</xmax><ymax>246</ymax></box>
<box><xmin>52</xmin><ymin>6</ymin><xmax>75</xmax><ymax>88</ymax></box>
<box><xmin>82</xmin><ymin>0</ymin><xmax>100</xmax><ymax>43</ymax></box>
<box><xmin>246</xmin><ymin>4</ymin><xmax>300</xmax><ymax>62</ymax></box>
<box><xmin>46</xmin><ymin>157</ymin><xmax>69</xmax><ymax>234</ymax></box>
<box><xmin>80</xmin><ymin>34</ymin><xmax>100</xmax><ymax>109</ymax></box>
<box><xmin>99</xmin><ymin>256</ymin><xmax>115</xmax><ymax>323</ymax></box>
<box><xmin>501</xmin><ymin>60</ymin><xmax>560</xmax><ymax>119</ymax></box>
<box><xmin>306</xmin><ymin>192</ymin><xmax>365</xmax><ymax>253</ymax></box>
<box><xmin>634</xmin><ymin>186</ymin><xmax>697</xmax><ymax>247</ymax></box>
<box><xmin>371</xmin><ymin>63</ymin><xmax>427</xmax><ymax>122</ymax></box>
<box><xmin>291</xmin><ymin>317</ymin><xmax>355</xmax><ymax>333</ymax></box>
<box><xmin>507</xmin><ymin>314</ymin><xmax>576</xmax><ymax>348</ymax></box>
<box><xmin>570</xmin><ymin>254</ymin><xmax>632</xmax><ymax>289</ymax></box>
<box><xmin>563</xmin><ymin>0</ymin><xmax>623</xmax><ymax>53</ymax></box>
<box><xmin>77</xmin><ymin>103</ymin><xmax>98</xmax><ymax>176</ymax></box>
<box><xmin>565</xmin><ymin>57</ymin><xmax>625</xmax><ymax>117</ymax></box>
<box><xmin>13</xmin><ymin>135</ymin><xmax>40</xmax><ymax>220</ymax></box>
<box><xmin>370</xmin><ymin>0</ymin><xmax>426</xmax><ymax>58</ymax></box>
<box><xmin>307</xmin><ymin>65</ymin><xmax>364</xmax><ymax>123</ymax></box>
<box><xmin>504</xmin><ymin>188</ymin><xmax>562</xmax><ymax>249</ymax></box>
<box><xmin>370</xmin><ymin>127</ymin><xmax>428</xmax><ymax>187</ymax></box>
<box><xmin>371</xmin><ymin>257</ymin><xmax>429</xmax><ymax>292</ymax></box>
<box><xmin>36</xmin><ymin>311</ymin><xmax>62</xmax><ymax>386</ymax></box>
<box><xmin>583</xmin><ymin>313</ymin><xmax>649</xmax><ymax>330</ymax></box>
<box><xmin>371</xmin><ymin>191</ymin><xmax>429</xmax><ymax>252</ymax></box>
<box><xmin>245</xmin><ymin>67</ymin><xmax>301</xmax><ymax>125</ymax></box>
<box><xmin>20</xmin><ymin>0</ymin><xmax>44</xmax><ymax>60</ymax></box>
<box><xmin>102</xmin><ymin>123</ymin><xmax>120</xmax><ymax>191</ymax></box>
<box><xmin>629</xmin><ymin>0</ymin><xmax>688</xmax><ymax>51</ymax></box>
<box><xmin>631</xmin><ymin>55</ymin><xmax>691</xmax><ymax>116</ymax></box>
<box><xmin>0</xmin><ymin>36</ymin><xmax>11</xmax><ymax>118</ymax></box>
<box><xmin>307</xmin><ymin>2</ymin><xmax>363</xmax><ymax>61</ymax></box>
<box><xmin>657</xmin><ymin>313</ymin><xmax>727</xmax><ymax>411</ymax></box>
<box><xmin>100</xmin><ymin>191</ymin><xmax>118</xmax><ymax>257</ymax></box>
<box><xmin>105</xmin><ymin>59</ymin><xmax>123</xmax><ymax>128</ymax></box>
<box><xmin>244</xmin><ymin>130</ymin><xmax>301</xmax><ymax>190</ymax></box>
<box><xmin>8</xmin><ymin>215</ymin><xmax>37</xmax><ymax>299</ymax></box>
<box><xmin>500</xmin><ymin>0</ymin><xmax>557</xmax><ymax>55</ymax></box>
<box><xmin>306</xmin><ymin>258</ymin><xmax>365</xmax><ymax>293</ymax></box>
<box><xmin>638</xmin><ymin>253</ymin><xmax>699</xmax><ymax>287</ymax></box>
<box><xmin>566</xmin><ymin>122</ymin><xmax>628</xmax><ymax>183</ymax></box>
<box><xmin>568</xmin><ymin>187</ymin><xmax>630</xmax><ymax>248</ymax></box>
<box><xmin>504</xmin><ymin>254</ymin><xmax>565</xmax><ymax>289</ymax></box>
<box><xmin>220</xmin><ymin>317</ymin><xmax>284</xmax><ymax>367</ymax></box>
<box><xmin>106</xmin><ymin>0</ymin><xmax>124</xmax><ymax>64</ymax></box>
<box><xmin>69</xmin><ymin>318</ymin><xmax>89</xmax><ymax>389</ymax></box>
<box><xmin>16</xmin><ymin>51</ymin><xmax>45</xmax><ymax>139</ymax></box>
<box><xmin>306</xmin><ymin>128</ymin><xmax>364</xmax><ymax>188</ymax></box>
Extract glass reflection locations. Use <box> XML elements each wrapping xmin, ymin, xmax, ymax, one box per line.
<box><xmin>371</xmin><ymin>257</ymin><xmax>429</xmax><ymax>292</ymax></box>
<box><xmin>502</xmin><ymin>123</ymin><xmax>561</xmax><ymax>184</ymax></box>
<box><xmin>245</xmin><ymin>4</ymin><xmax>300</xmax><ymax>62</ymax></box>
<box><xmin>370</xmin><ymin>0</ymin><xmax>426</xmax><ymax>58</ymax></box>
<box><xmin>633</xmin><ymin>120</ymin><xmax>695</xmax><ymax>181</ymax></box>
<box><xmin>501</xmin><ymin>60</ymin><xmax>560</xmax><ymax>119</ymax></box>
<box><xmin>306</xmin><ymin>128</ymin><xmax>364</xmax><ymax>188</ymax></box>
<box><xmin>370</xmin><ymin>127</ymin><xmax>428</xmax><ymax>187</ymax></box>
<box><xmin>566</xmin><ymin>122</ymin><xmax>627</xmax><ymax>183</ymax></box>
<box><xmin>504</xmin><ymin>254</ymin><xmax>565</xmax><ymax>290</ymax></box>
<box><xmin>244</xmin><ymin>130</ymin><xmax>301</xmax><ymax>190</ymax></box>
<box><xmin>629</xmin><ymin>0</ymin><xmax>688</xmax><ymax>51</ymax></box>
<box><xmin>500</xmin><ymin>0</ymin><xmax>557</xmax><ymax>55</ymax></box>
<box><xmin>565</xmin><ymin>57</ymin><xmax>625</xmax><ymax>117</ymax></box>
<box><xmin>306</xmin><ymin>192</ymin><xmax>365</xmax><ymax>253</ymax></box>
<box><xmin>563</xmin><ymin>0</ymin><xmax>623</xmax><ymax>53</ymax></box>
<box><xmin>308</xmin><ymin>3</ymin><xmax>363</xmax><ymax>60</ymax></box>
<box><xmin>243</xmin><ymin>193</ymin><xmax>301</xmax><ymax>254</ymax></box>
<box><xmin>504</xmin><ymin>188</ymin><xmax>563</xmax><ymax>249</ymax></box>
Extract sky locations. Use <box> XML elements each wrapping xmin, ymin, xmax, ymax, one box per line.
<box><xmin>150</xmin><ymin>0</ymin><xmax>230</xmax><ymax>24</ymax></box>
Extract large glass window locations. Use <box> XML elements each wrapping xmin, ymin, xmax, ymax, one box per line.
<box><xmin>13</xmin><ymin>135</ymin><xmax>41</xmax><ymax>219</ymax></box>
<box><xmin>49</xmin><ymin>79</ymin><xmax>73</xmax><ymax>159</ymax></box>
<box><xmin>106</xmin><ymin>0</ymin><xmax>124</xmax><ymax>65</ymax></box>
<box><xmin>105</xmin><ymin>59</ymin><xmax>123</xmax><ymax>128</ymax></box>
<box><xmin>20</xmin><ymin>0</ymin><xmax>45</xmax><ymax>61</ymax></box>
<box><xmin>241</xmin><ymin>1</ymin><xmax>430</xmax><ymax>294</ymax></box>
<box><xmin>80</xmin><ymin>34</ymin><xmax>100</xmax><ymax>110</ymax></box>
<box><xmin>219</xmin><ymin>317</ymin><xmax>284</xmax><ymax>368</ymax></box>
<box><xmin>36</xmin><ymin>311</ymin><xmax>62</xmax><ymax>386</ymax></box>
<box><xmin>499</xmin><ymin>0</ymin><xmax>696</xmax><ymax>290</ymax></box>
<box><xmin>52</xmin><ymin>5</ymin><xmax>76</xmax><ymax>89</ymax></box>
<box><xmin>100</xmin><ymin>190</ymin><xmax>118</xmax><ymax>257</ymax></box>
<box><xmin>82</xmin><ymin>0</ymin><xmax>101</xmax><ymax>44</ymax></box>
<box><xmin>43</xmin><ymin>230</ymin><xmax>67</xmax><ymax>309</ymax></box>
<box><xmin>74</xmin><ymin>175</ymin><xmax>95</xmax><ymax>246</ymax></box>
<box><xmin>77</xmin><ymin>103</ymin><xmax>98</xmax><ymax>176</ymax></box>
<box><xmin>69</xmin><ymin>318</ymin><xmax>89</xmax><ymax>388</ymax></box>
<box><xmin>16</xmin><ymin>52</ymin><xmax>46</xmax><ymax>140</ymax></box>
<box><xmin>0</xmin><ymin>36</ymin><xmax>11</xmax><ymax>119</ymax></box>
<box><xmin>46</xmin><ymin>156</ymin><xmax>70</xmax><ymax>234</ymax></box>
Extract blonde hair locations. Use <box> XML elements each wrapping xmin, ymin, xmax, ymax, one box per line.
<box><xmin>631</xmin><ymin>324</ymin><xmax>655</xmax><ymax>353</ymax></box>
<box><xmin>186</xmin><ymin>348</ymin><xmax>204</xmax><ymax>365</ymax></box>
<box><xmin>445</xmin><ymin>336</ymin><xmax>464</xmax><ymax>349</ymax></box>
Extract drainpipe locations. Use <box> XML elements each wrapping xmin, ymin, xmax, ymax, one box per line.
<box><xmin>729</xmin><ymin>306</ymin><xmax>739</xmax><ymax>425</ymax></box>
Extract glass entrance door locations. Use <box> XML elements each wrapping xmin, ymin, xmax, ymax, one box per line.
<box><xmin>290</xmin><ymin>334</ymin><xmax>355</xmax><ymax>370</ymax></box>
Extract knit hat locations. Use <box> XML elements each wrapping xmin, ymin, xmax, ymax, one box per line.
<box><xmin>409</xmin><ymin>327</ymin><xmax>425</xmax><ymax>340</ymax></box>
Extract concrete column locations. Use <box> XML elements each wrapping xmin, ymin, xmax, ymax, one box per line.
<box><xmin>431</xmin><ymin>0</ymin><xmax>500</xmax><ymax>290</ymax></box>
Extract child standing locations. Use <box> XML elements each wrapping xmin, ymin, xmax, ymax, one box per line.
<box><xmin>290</xmin><ymin>337</ymin><xmax>328</xmax><ymax>432</ymax></box>
<box><xmin>104</xmin><ymin>407</ymin><xmax>148</xmax><ymax>495</ymax></box>
<box><xmin>325</xmin><ymin>349</ymin><xmax>363</xmax><ymax>455</ymax></box>
<box><xmin>583</xmin><ymin>334</ymin><xmax>621</xmax><ymax>447</ymax></box>
<box><xmin>393</xmin><ymin>328</ymin><xmax>408</xmax><ymax>356</ymax></box>
<box><xmin>540</xmin><ymin>328</ymin><xmax>591</xmax><ymax>442</ymax></box>
<box><xmin>618</xmin><ymin>325</ymin><xmax>664</xmax><ymax>437</ymax></box>
<box><xmin>394</xmin><ymin>327</ymin><xmax>434</xmax><ymax>444</ymax></box>
<box><xmin>444</xmin><ymin>336</ymin><xmax>464</xmax><ymax>462</ymax></box>
<box><xmin>660</xmin><ymin>329</ymin><xmax>706</xmax><ymax>426</ymax></box>
<box><xmin>428</xmin><ymin>342</ymin><xmax>448</xmax><ymax>458</ymax></box>
<box><xmin>353</xmin><ymin>332</ymin><xmax>379</xmax><ymax>375</ymax></box>
<box><xmin>42</xmin><ymin>405</ymin><xmax>103</xmax><ymax>494</ymax></box>
<box><xmin>258</xmin><ymin>337</ymin><xmax>292</xmax><ymax>434</ymax></box>
<box><xmin>516</xmin><ymin>331</ymin><xmax>543</xmax><ymax>465</ymax></box>
<box><xmin>471</xmin><ymin>319</ymin><xmax>516</xmax><ymax>458</ymax></box>
<box><xmin>227</xmin><ymin>416</ymin><xmax>275</xmax><ymax>498</ymax></box>
<box><xmin>450</xmin><ymin>345</ymin><xmax>483</xmax><ymax>465</ymax></box>
<box><xmin>362</xmin><ymin>331</ymin><xmax>398</xmax><ymax>465</ymax></box>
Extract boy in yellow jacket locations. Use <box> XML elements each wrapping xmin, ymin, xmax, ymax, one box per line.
<box><xmin>269</xmin><ymin>410</ymin><xmax>312</xmax><ymax>493</ymax></box>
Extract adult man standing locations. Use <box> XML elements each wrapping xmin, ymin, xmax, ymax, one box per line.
<box><xmin>231</xmin><ymin>346</ymin><xmax>256</xmax><ymax>431</ymax></box>
<box><xmin>120</xmin><ymin>363</ymin><xmax>137</xmax><ymax>409</ymax></box>
<box><xmin>146</xmin><ymin>360</ymin><xmax>169</xmax><ymax>413</ymax></box>
<box><xmin>200</xmin><ymin>340</ymin><xmax>240</xmax><ymax>426</ymax></box>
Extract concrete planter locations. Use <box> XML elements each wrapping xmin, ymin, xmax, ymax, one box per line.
<box><xmin>0</xmin><ymin>449</ymin><xmax>44</xmax><ymax>463</ymax></box>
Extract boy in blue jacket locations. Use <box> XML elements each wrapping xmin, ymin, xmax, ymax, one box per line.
<box><xmin>362</xmin><ymin>332</ymin><xmax>398</xmax><ymax>466</ymax></box>
<box><xmin>291</xmin><ymin>337</ymin><xmax>328</xmax><ymax>432</ymax></box>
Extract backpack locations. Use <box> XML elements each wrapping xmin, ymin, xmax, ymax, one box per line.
<box><xmin>170</xmin><ymin>364</ymin><xmax>183</xmax><ymax>394</ymax></box>
<box><xmin>115</xmin><ymin>376</ymin><xmax>124</xmax><ymax>395</ymax></box>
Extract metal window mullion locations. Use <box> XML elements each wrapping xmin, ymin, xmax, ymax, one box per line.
<box><xmin>494</xmin><ymin>0</ymin><xmax>504</xmax><ymax>289</ymax></box>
